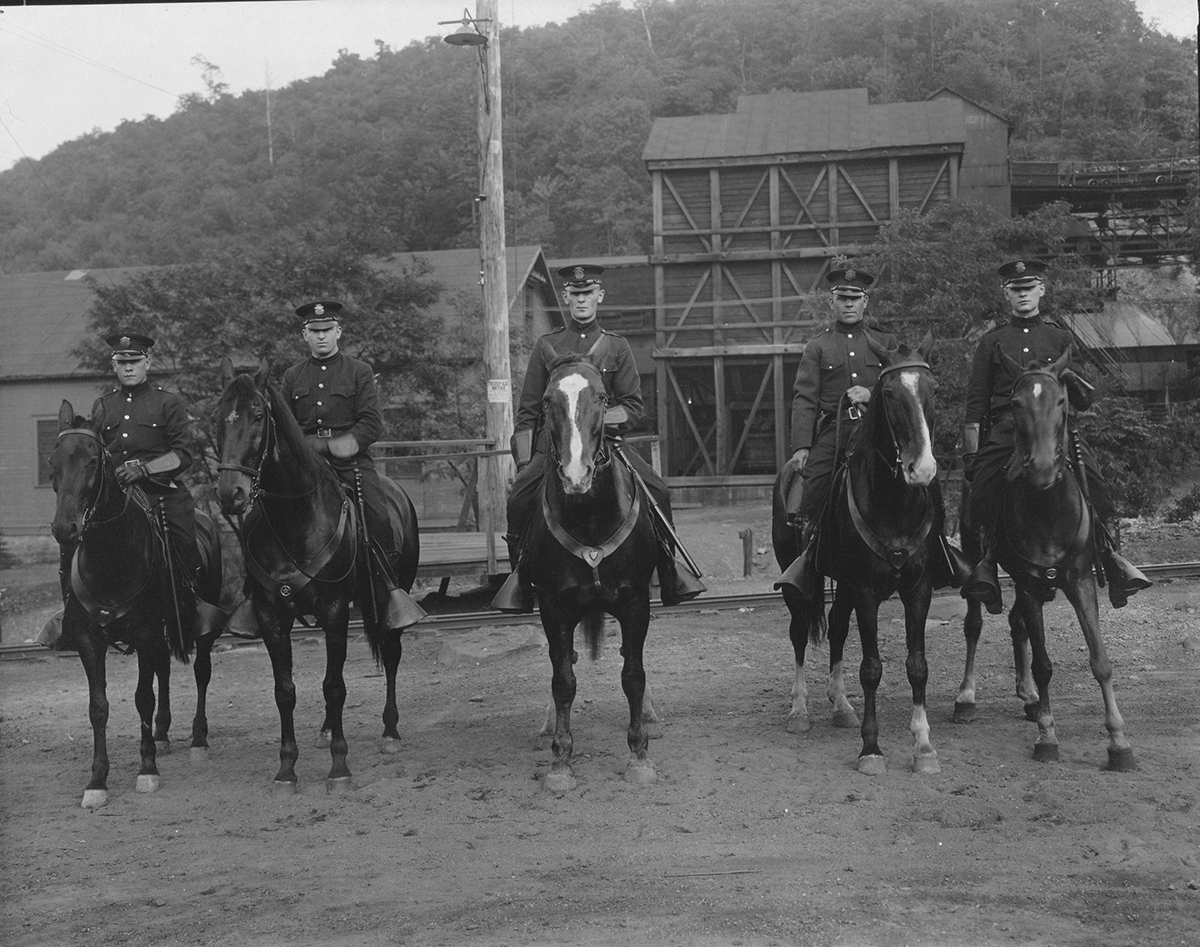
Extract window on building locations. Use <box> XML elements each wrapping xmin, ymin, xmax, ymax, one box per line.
<box><xmin>36</xmin><ymin>419</ymin><xmax>59</xmax><ymax>487</ymax></box>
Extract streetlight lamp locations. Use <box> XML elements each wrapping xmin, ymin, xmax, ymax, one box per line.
<box><xmin>442</xmin><ymin>3</ymin><xmax>514</xmax><ymax>574</ymax></box>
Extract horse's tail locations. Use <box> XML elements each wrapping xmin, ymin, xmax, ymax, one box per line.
<box><xmin>802</xmin><ymin>581</ymin><xmax>828</xmax><ymax>647</ymax></box>
<box><xmin>166</xmin><ymin>587</ymin><xmax>193</xmax><ymax>664</ymax></box>
<box><xmin>581</xmin><ymin>609</ymin><xmax>606</xmax><ymax>661</ymax></box>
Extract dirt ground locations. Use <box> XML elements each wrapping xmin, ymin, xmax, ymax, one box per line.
<box><xmin>2</xmin><ymin>504</ymin><xmax>1199</xmax><ymax>947</ymax></box>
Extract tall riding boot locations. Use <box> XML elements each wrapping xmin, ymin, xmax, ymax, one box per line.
<box><xmin>656</xmin><ymin>549</ymin><xmax>705</xmax><ymax>606</ymax></box>
<box><xmin>1098</xmin><ymin>522</ymin><xmax>1151</xmax><ymax>609</ymax></box>
<box><xmin>962</xmin><ymin>531</ymin><xmax>1004</xmax><ymax>615</ymax></box>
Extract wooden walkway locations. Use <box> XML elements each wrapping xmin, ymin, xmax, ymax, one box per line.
<box><xmin>416</xmin><ymin>532</ymin><xmax>508</xmax><ymax>580</ymax></box>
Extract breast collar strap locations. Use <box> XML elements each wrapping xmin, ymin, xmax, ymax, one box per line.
<box><xmin>540</xmin><ymin>474</ymin><xmax>642</xmax><ymax>590</ymax></box>
<box><xmin>243</xmin><ymin>495</ymin><xmax>356</xmax><ymax>605</ymax></box>
<box><xmin>845</xmin><ymin>470</ymin><xmax>934</xmax><ymax>574</ymax></box>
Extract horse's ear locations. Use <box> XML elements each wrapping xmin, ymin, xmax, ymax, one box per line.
<box><xmin>866</xmin><ymin>333</ymin><xmax>897</xmax><ymax>367</ymax></box>
<box><xmin>918</xmin><ymin>327</ymin><xmax>935</xmax><ymax>363</ymax></box>
<box><xmin>57</xmin><ymin>400</ymin><xmax>74</xmax><ymax>432</ymax></box>
<box><xmin>255</xmin><ymin>356</ymin><xmax>272</xmax><ymax>388</ymax></box>
<box><xmin>89</xmin><ymin>399</ymin><xmax>105</xmax><ymax>435</ymax></box>
<box><xmin>1050</xmin><ymin>348</ymin><xmax>1071</xmax><ymax>376</ymax></box>
<box><xmin>219</xmin><ymin>355</ymin><xmax>234</xmax><ymax>388</ymax></box>
<box><xmin>1000</xmin><ymin>350</ymin><xmax>1025</xmax><ymax>376</ymax></box>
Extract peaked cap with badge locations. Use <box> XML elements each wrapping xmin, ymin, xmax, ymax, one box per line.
<box><xmin>826</xmin><ymin>267</ymin><xmax>875</xmax><ymax>297</ymax></box>
<box><xmin>295</xmin><ymin>299</ymin><xmax>344</xmax><ymax>329</ymax></box>
<box><xmin>106</xmin><ymin>332</ymin><xmax>156</xmax><ymax>361</ymax></box>
<box><xmin>558</xmin><ymin>263</ymin><xmax>605</xmax><ymax>292</ymax></box>
<box><xmin>998</xmin><ymin>259</ymin><xmax>1047</xmax><ymax>287</ymax></box>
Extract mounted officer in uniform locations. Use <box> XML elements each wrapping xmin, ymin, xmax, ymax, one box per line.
<box><xmin>93</xmin><ymin>332</ymin><xmax>225</xmax><ymax>639</ymax></box>
<box><xmin>961</xmin><ymin>259</ymin><xmax>1151</xmax><ymax>611</ymax></box>
<box><xmin>501</xmin><ymin>263</ymin><xmax>705</xmax><ymax>611</ymax></box>
<box><xmin>281</xmin><ymin>300</ymin><xmax>414</xmax><ymax>631</ymax></box>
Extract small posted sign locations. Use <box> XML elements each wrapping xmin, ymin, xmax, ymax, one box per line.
<box><xmin>487</xmin><ymin>378</ymin><xmax>511</xmax><ymax>403</ymax></box>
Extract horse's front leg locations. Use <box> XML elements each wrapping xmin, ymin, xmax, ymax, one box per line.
<box><xmin>134</xmin><ymin>644</ymin><xmax>164</xmax><ymax>793</ymax></box>
<box><xmin>76</xmin><ymin>626</ymin><xmax>111</xmax><ymax>809</ymax></box>
<box><xmin>190</xmin><ymin>634</ymin><xmax>214</xmax><ymax>762</ymax></box>
<box><xmin>378</xmin><ymin>628</ymin><xmax>404</xmax><ymax>755</ymax></box>
<box><xmin>953</xmin><ymin>597</ymin><xmax>983</xmax><ymax>723</ymax></box>
<box><xmin>318</xmin><ymin>598</ymin><xmax>352</xmax><ymax>791</ymax></box>
<box><xmin>826</xmin><ymin>584</ymin><xmax>860</xmax><ymax>729</ymax></box>
<box><xmin>781</xmin><ymin>586</ymin><xmax>813</xmax><ymax>733</ymax></box>
<box><xmin>1062</xmin><ymin>569</ymin><xmax>1136</xmax><ymax>771</ymax></box>
<box><xmin>1009</xmin><ymin>608</ymin><xmax>1040</xmax><ymax>721</ymax></box>
<box><xmin>901</xmin><ymin>579</ymin><xmax>940</xmax><ymax>775</ymax></box>
<box><xmin>1014</xmin><ymin>585</ymin><xmax>1058</xmax><ymax>762</ymax></box>
<box><xmin>153</xmin><ymin>645</ymin><xmax>172</xmax><ymax>754</ymax></box>
<box><xmin>259</xmin><ymin>600</ymin><xmax>301</xmax><ymax>792</ymax></box>
<box><xmin>616</xmin><ymin>593</ymin><xmax>656</xmax><ymax>785</ymax></box>
<box><xmin>853</xmin><ymin>590</ymin><xmax>886</xmax><ymax>775</ymax></box>
<box><xmin>541</xmin><ymin>611</ymin><xmax>578</xmax><ymax>792</ymax></box>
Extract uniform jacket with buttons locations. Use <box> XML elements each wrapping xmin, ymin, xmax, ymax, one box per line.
<box><xmin>515</xmin><ymin>321</ymin><xmax>642</xmax><ymax>455</ymax></box>
<box><xmin>964</xmin><ymin>314</ymin><xmax>1079</xmax><ymax>429</ymax></box>
<box><xmin>790</xmin><ymin>321</ymin><xmax>898</xmax><ymax>451</ymax></box>
<box><xmin>281</xmin><ymin>350</ymin><xmax>383</xmax><ymax>470</ymax></box>
<box><xmin>93</xmin><ymin>381</ymin><xmax>193</xmax><ymax>488</ymax></box>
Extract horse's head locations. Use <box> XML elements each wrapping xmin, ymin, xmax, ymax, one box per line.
<box><xmin>543</xmin><ymin>351</ymin><xmax>608</xmax><ymax>495</ymax></box>
<box><xmin>871</xmin><ymin>329</ymin><xmax>938</xmax><ymax>486</ymax></box>
<box><xmin>48</xmin><ymin>399</ymin><xmax>109</xmax><ymax>546</ymax></box>
<box><xmin>214</xmin><ymin>355</ymin><xmax>273</xmax><ymax>515</ymax></box>
<box><xmin>1006</xmin><ymin>349</ymin><xmax>1070</xmax><ymax>490</ymax></box>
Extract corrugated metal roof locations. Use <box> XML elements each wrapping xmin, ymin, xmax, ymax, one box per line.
<box><xmin>1063</xmin><ymin>303</ymin><xmax>1183</xmax><ymax>349</ymax></box>
<box><xmin>644</xmin><ymin>88</ymin><xmax>966</xmax><ymax>162</ymax></box>
<box><xmin>1</xmin><ymin>268</ymin><xmax>148</xmax><ymax>380</ymax></box>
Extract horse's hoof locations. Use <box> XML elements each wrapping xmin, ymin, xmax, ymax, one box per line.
<box><xmin>380</xmin><ymin>737</ymin><xmax>403</xmax><ymax>755</ymax></box>
<box><xmin>644</xmin><ymin>720</ymin><xmax>665</xmax><ymax>740</ymax></box>
<box><xmin>543</xmin><ymin>771</ymin><xmax>576</xmax><ymax>793</ymax></box>
<box><xmin>1023</xmin><ymin>702</ymin><xmax>1040</xmax><ymax>722</ymax></box>
<box><xmin>271</xmin><ymin>780</ymin><xmax>299</xmax><ymax>795</ymax></box>
<box><xmin>316</xmin><ymin>730</ymin><xmax>332</xmax><ymax>750</ymax></box>
<box><xmin>1033</xmin><ymin>743</ymin><xmax>1060</xmax><ymax>763</ymax></box>
<box><xmin>155</xmin><ymin>739</ymin><xmax>172</xmax><ymax>756</ymax></box>
<box><xmin>625</xmin><ymin>759</ymin><xmax>657</xmax><ymax>785</ymax></box>
<box><xmin>326</xmin><ymin>776</ymin><xmax>353</xmax><ymax>794</ymax></box>
<box><xmin>786</xmin><ymin>713</ymin><xmax>812</xmax><ymax>735</ymax></box>
<box><xmin>913</xmin><ymin>752</ymin><xmax>941</xmax><ymax>775</ymax></box>
<box><xmin>189</xmin><ymin>746</ymin><xmax>210</xmax><ymax>764</ymax></box>
<box><xmin>81</xmin><ymin>789</ymin><xmax>109</xmax><ymax>810</ymax></box>
<box><xmin>1106</xmin><ymin>746</ymin><xmax>1138</xmax><ymax>772</ymax></box>
<box><xmin>952</xmin><ymin>701</ymin><xmax>977</xmax><ymax>724</ymax></box>
<box><xmin>857</xmin><ymin>754</ymin><xmax>886</xmax><ymax>776</ymax></box>
<box><xmin>833</xmin><ymin>710</ymin><xmax>860</xmax><ymax>729</ymax></box>
<box><xmin>135</xmin><ymin>774</ymin><xmax>161</xmax><ymax>794</ymax></box>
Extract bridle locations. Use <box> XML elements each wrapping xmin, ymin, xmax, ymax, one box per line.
<box><xmin>1009</xmin><ymin>366</ymin><xmax>1069</xmax><ymax>483</ymax></box>
<box><xmin>868</xmin><ymin>359</ymin><xmax>935</xmax><ymax>479</ymax></box>
<box><xmin>215</xmin><ymin>389</ymin><xmax>275</xmax><ymax>506</ymax></box>
<box><xmin>544</xmin><ymin>370</ymin><xmax>612</xmax><ymax>476</ymax></box>
<box><xmin>53</xmin><ymin>428</ymin><xmax>131</xmax><ymax>536</ymax></box>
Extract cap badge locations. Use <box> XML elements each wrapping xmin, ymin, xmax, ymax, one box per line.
<box><xmin>1015</xmin><ymin>262</ymin><xmax>1026</xmax><ymax>273</ymax></box>
<box><xmin>120</xmin><ymin>336</ymin><xmax>131</xmax><ymax>347</ymax></box>
<box><xmin>844</xmin><ymin>269</ymin><xmax>856</xmax><ymax>281</ymax></box>
<box><xmin>314</xmin><ymin>303</ymin><xmax>325</xmax><ymax>316</ymax></box>
<box><xmin>573</xmin><ymin>267</ymin><xmax>585</xmax><ymax>280</ymax></box>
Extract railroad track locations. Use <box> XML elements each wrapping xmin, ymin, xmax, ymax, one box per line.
<box><xmin>3</xmin><ymin>561</ymin><xmax>1198</xmax><ymax>661</ymax></box>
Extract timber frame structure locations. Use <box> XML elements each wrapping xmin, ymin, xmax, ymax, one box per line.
<box><xmin>643</xmin><ymin>89</ymin><xmax>971</xmax><ymax>486</ymax></box>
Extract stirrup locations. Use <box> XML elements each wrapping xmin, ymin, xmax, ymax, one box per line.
<box><xmin>659</xmin><ymin>561</ymin><xmax>705</xmax><ymax>606</ymax></box>
<box><xmin>774</xmin><ymin>548</ymin><xmax>816</xmax><ymax>599</ymax></box>
<box><xmin>226</xmin><ymin>598</ymin><xmax>260</xmax><ymax>639</ymax></box>
<box><xmin>382</xmin><ymin>588</ymin><xmax>427</xmax><ymax>630</ymax></box>
<box><xmin>194</xmin><ymin>600</ymin><xmax>229</xmax><ymax>642</ymax></box>
<box><xmin>1103</xmin><ymin>551</ymin><xmax>1151</xmax><ymax>609</ymax></box>
<box><xmin>963</xmin><ymin>558</ymin><xmax>1003</xmax><ymax>615</ymax></box>
<box><xmin>490</xmin><ymin>570</ymin><xmax>536</xmax><ymax>613</ymax></box>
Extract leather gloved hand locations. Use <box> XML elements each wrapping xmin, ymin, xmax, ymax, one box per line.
<box><xmin>115</xmin><ymin>462</ymin><xmax>147</xmax><ymax>487</ymax></box>
<box><xmin>963</xmin><ymin>453</ymin><xmax>977</xmax><ymax>482</ymax></box>
<box><xmin>515</xmin><ymin>461</ymin><xmax>529</xmax><ymax>475</ymax></box>
<box><xmin>328</xmin><ymin>434</ymin><xmax>360</xmax><ymax>459</ymax></box>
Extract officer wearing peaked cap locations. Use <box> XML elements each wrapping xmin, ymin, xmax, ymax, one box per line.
<box><xmin>92</xmin><ymin>331</ymin><xmax>223</xmax><ymax>638</ymax></box>
<box><xmin>501</xmin><ymin>263</ymin><xmax>705</xmax><ymax>610</ymax></box>
<box><xmin>783</xmin><ymin>267</ymin><xmax>897</xmax><ymax>536</ymax></box>
<box><xmin>280</xmin><ymin>300</ymin><xmax>414</xmax><ymax>631</ymax></box>
<box><xmin>961</xmin><ymin>260</ymin><xmax>1150</xmax><ymax>610</ymax></box>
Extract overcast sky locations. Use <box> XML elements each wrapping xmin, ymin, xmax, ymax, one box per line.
<box><xmin>1</xmin><ymin>0</ymin><xmax>1196</xmax><ymax>171</ymax></box>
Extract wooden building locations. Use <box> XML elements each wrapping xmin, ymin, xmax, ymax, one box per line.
<box><xmin>642</xmin><ymin>88</ymin><xmax>974</xmax><ymax>490</ymax></box>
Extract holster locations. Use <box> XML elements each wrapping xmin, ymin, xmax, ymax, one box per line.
<box><xmin>511</xmin><ymin>429</ymin><xmax>533</xmax><ymax>467</ymax></box>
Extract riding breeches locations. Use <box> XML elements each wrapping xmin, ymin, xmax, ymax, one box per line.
<box><xmin>330</xmin><ymin>465</ymin><xmax>399</xmax><ymax>560</ymax></box>
<box><xmin>506</xmin><ymin>448</ymin><xmax>673</xmax><ymax>541</ymax></box>
<box><xmin>149</xmin><ymin>486</ymin><xmax>202</xmax><ymax>576</ymax></box>
<box><xmin>797</xmin><ymin>419</ymin><xmax>859</xmax><ymax>520</ymax></box>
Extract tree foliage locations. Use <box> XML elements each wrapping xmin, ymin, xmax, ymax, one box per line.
<box><xmin>1</xmin><ymin>0</ymin><xmax>1194</xmax><ymax>271</ymax></box>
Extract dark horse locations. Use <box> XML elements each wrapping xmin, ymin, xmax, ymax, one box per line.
<box><xmin>955</xmin><ymin>352</ymin><xmax>1135</xmax><ymax>769</ymax></box>
<box><xmin>47</xmin><ymin>400</ymin><xmax>224</xmax><ymax>809</ymax></box>
<box><xmin>214</xmin><ymin>357</ymin><xmax>424</xmax><ymax>792</ymax></box>
<box><xmin>499</xmin><ymin>353</ymin><xmax>661</xmax><ymax>791</ymax></box>
<box><xmin>773</xmin><ymin>332</ymin><xmax>951</xmax><ymax>775</ymax></box>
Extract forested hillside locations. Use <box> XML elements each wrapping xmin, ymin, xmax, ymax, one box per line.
<box><xmin>1</xmin><ymin>0</ymin><xmax>1195</xmax><ymax>272</ymax></box>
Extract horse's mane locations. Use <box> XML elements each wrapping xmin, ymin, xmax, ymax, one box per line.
<box><xmin>225</xmin><ymin>372</ymin><xmax>328</xmax><ymax>480</ymax></box>
<box><xmin>548</xmin><ymin>352</ymin><xmax>598</xmax><ymax>375</ymax></box>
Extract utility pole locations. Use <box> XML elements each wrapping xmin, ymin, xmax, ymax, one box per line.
<box><xmin>444</xmin><ymin>2</ymin><xmax>514</xmax><ymax>572</ymax></box>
